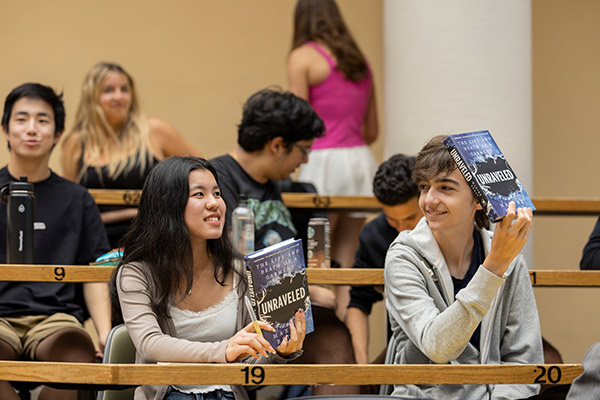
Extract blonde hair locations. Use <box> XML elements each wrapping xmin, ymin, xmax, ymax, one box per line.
<box><xmin>67</xmin><ymin>62</ymin><xmax>151</xmax><ymax>181</ymax></box>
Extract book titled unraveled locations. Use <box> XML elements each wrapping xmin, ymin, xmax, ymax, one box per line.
<box><xmin>245</xmin><ymin>238</ymin><xmax>314</xmax><ymax>348</ymax></box>
<box><xmin>444</xmin><ymin>130</ymin><xmax>535</xmax><ymax>222</ymax></box>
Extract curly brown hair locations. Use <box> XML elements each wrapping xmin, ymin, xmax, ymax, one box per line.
<box><xmin>413</xmin><ymin>135</ymin><xmax>489</xmax><ymax>229</ymax></box>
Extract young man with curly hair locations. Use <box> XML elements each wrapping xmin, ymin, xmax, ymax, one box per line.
<box><xmin>212</xmin><ymin>88</ymin><xmax>365</xmax><ymax>396</ymax></box>
<box><xmin>346</xmin><ymin>154</ymin><xmax>422</xmax><ymax>365</ymax></box>
<box><xmin>210</xmin><ymin>88</ymin><xmax>324</xmax><ymax>250</ymax></box>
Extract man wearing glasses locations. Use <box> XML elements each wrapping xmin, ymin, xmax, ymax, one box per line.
<box><xmin>210</xmin><ymin>88</ymin><xmax>324</xmax><ymax>250</ymax></box>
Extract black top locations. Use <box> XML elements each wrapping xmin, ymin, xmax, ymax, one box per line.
<box><xmin>349</xmin><ymin>213</ymin><xmax>399</xmax><ymax>314</ymax></box>
<box><xmin>210</xmin><ymin>155</ymin><xmax>297</xmax><ymax>250</ymax></box>
<box><xmin>0</xmin><ymin>167</ymin><xmax>110</xmax><ymax>322</ymax></box>
<box><xmin>581</xmin><ymin>216</ymin><xmax>600</xmax><ymax>270</ymax></box>
<box><xmin>451</xmin><ymin>229</ymin><xmax>484</xmax><ymax>351</ymax></box>
<box><xmin>78</xmin><ymin>149</ymin><xmax>157</xmax><ymax>248</ymax></box>
<box><xmin>79</xmin><ymin>149</ymin><xmax>158</xmax><ymax>190</ymax></box>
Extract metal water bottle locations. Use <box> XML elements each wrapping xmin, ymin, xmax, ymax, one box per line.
<box><xmin>5</xmin><ymin>177</ymin><xmax>35</xmax><ymax>263</ymax></box>
<box><xmin>232</xmin><ymin>194</ymin><xmax>254</xmax><ymax>255</ymax></box>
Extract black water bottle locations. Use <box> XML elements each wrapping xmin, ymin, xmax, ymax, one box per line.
<box><xmin>5</xmin><ymin>177</ymin><xmax>35</xmax><ymax>263</ymax></box>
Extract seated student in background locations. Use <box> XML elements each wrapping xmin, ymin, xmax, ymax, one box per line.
<box><xmin>580</xmin><ymin>217</ymin><xmax>600</xmax><ymax>269</ymax></box>
<box><xmin>346</xmin><ymin>154</ymin><xmax>422</xmax><ymax>365</ymax></box>
<box><xmin>61</xmin><ymin>62</ymin><xmax>199</xmax><ymax>248</ymax></box>
<box><xmin>210</xmin><ymin>88</ymin><xmax>324</xmax><ymax>249</ymax></box>
<box><xmin>385</xmin><ymin>136</ymin><xmax>543</xmax><ymax>400</ymax></box>
<box><xmin>0</xmin><ymin>83</ymin><xmax>111</xmax><ymax>400</ymax></box>
<box><xmin>211</xmin><ymin>88</ymin><xmax>360</xmax><ymax>396</ymax></box>
<box><xmin>115</xmin><ymin>157</ymin><xmax>305</xmax><ymax>400</ymax></box>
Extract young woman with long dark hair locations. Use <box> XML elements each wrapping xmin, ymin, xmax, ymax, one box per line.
<box><xmin>114</xmin><ymin>157</ymin><xmax>305</xmax><ymax>400</ymax></box>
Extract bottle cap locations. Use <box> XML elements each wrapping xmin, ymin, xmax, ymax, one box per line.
<box><xmin>8</xmin><ymin>177</ymin><xmax>34</xmax><ymax>194</ymax></box>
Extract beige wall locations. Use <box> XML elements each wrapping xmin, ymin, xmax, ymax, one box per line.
<box><xmin>532</xmin><ymin>0</ymin><xmax>600</xmax><ymax>362</ymax></box>
<box><xmin>0</xmin><ymin>0</ymin><xmax>383</xmax><ymax>170</ymax></box>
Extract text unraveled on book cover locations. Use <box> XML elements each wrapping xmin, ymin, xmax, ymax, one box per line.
<box><xmin>444</xmin><ymin>130</ymin><xmax>535</xmax><ymax>221</ymax></box>
<box><xmin>245</xmin><ymin>238</ymin><xmax>314</xmax><ymax>348</ymax></box>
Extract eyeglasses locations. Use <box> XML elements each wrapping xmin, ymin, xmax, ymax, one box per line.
<box><xmin>293</xmin><ymin>143</ymin><xmax>311</xmax><ymax>158</ymax></box>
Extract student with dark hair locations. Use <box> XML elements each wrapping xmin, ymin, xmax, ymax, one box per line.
<box><xmin>385</xmin><ymin>136</ymin><xmax>543</xmax><ymax>399</ymax></box>
<box><xmin>346</xmin><ymin>154</ymin><xmax>422</xmax><ymax>365</ymax></box>
<box><xmin>1</xmin><ymin>84</ymin><xmax>66</xmax><ymax>135</ymax></box>
<box><xmin>115</xmin><ymin>156</ymin><xmax>305</xmax><ymax>400</ymax></box>
<box><xmin>210</xmin><ymin>88</ymin><xmax>325</xmax><ymax>249</ymax></box>
<box><xmin>0</xmin><ymin>83</ymin><xmax>111</xmax><ymax>400</ymax></box>
<box><xmin>211</xmin><ymin>89</ymin><xmax>360</xmax><ymax>396</ymax></box>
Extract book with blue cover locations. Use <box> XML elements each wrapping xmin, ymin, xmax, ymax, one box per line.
<box><xmin>245</xmin><ymin>238</ymin><xmax>314</xmax><ymax>348</ymax></box>
<box><xmin>443</xmin><ymin>130</ymin><xmax>535</xmax><ymax>222</ymax></box>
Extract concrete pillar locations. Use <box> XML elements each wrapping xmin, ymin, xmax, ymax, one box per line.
<box><xmin>383</xmin><ymin>0</ymin><xmax>533</xmax><ymax>261</ymax></box>
<box><xmin>383</xmin><ymin>0</ymin><xmax>532</xmax><ymax>193</ymax></box>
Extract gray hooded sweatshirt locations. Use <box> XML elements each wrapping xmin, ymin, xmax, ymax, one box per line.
<box><xmin>384</xmin><ymin>218</ymin><xmax>543</xmax><ymax>400</ymax></box>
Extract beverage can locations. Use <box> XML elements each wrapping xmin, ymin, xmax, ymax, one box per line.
<box><xmin>306</xmin><ymin>217</ymin><xmax>330</xmax><ymax>268</ymax></box>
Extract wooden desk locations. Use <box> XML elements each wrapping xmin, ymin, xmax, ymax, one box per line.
<box><xmin>88</xmin><ymin>189</ymin><xmax>600</xmax><ymax>216</ymax></box>
<box><xmin>1</xmin><ymin>265</ymin><xmax>600</xmax><ymax>287</ymax></box>
<box><xmin>0</xmin><ymin>361</ymin><xmax>583</xmax><ymax>386</ymax></box>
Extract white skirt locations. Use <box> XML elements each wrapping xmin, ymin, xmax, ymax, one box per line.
<box><xmin>298</xmin><ymin>146</ymin><xmax>377</xmax><ymax>196</ymax></box>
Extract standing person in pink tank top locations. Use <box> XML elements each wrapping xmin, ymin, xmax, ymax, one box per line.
<box><xmin>287</xmin><ymin>0</ymin><xmax>378</xmax><ymax>321</ymax></box>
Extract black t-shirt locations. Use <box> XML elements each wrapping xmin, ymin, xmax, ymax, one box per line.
<box><xmin>451</xmin><ymin>229</ymin><xmax>484</xmax><ymax>351</ymax></box>
<box><xmin>210</xmin><ymin>155</ymin><xmax>297</xmax><ymax>250</ymax></box>
<box><xmin>0</xmin><ymin>168</ymin><xmax>110</xmax><ymax>322</ymax></box>
<box><xmin>349</xmin><ymin>213</ymin><xmax>399</xmax><ymax>315</ymax></box>
<box><xmin>79</xmin><ymin>150</ymin><xmax>158</xmax><ymax>249</ymax></box>
<box><xmin>79</xmin><ymin>150</ymin><xmax>157</xmax><ymax>190</ymax></box>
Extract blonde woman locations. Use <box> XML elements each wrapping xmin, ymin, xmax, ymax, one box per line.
<box><xmin>62</xmin><ymin>62</ymin><xmax>198</xmax><ymax>248</ymax></box>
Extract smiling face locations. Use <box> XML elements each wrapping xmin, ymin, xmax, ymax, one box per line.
<box><xmin>184</xmin><ymin>169</ymin><xmax>226</xmax><ymax>243</ymax></box>
<box><xmin>98</xmin><ymin>72</ymin><xmax>132</xmax><ymax>129</ymax></box>
<box><xmin>382</xmin><ymin>196</ymin><xmax>422</xmax><ymax>233</ymax></box>
<box><xmin>3</xmin><ymin>97</ymin><xmax>60</xmax><ymax>161</ymax></box>
<box><xmin>417</xmin><ymin>168</ymin><xmax>481</xmax><ymax>235</ymax></box>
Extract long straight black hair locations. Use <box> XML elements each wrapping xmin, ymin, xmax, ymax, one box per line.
<box><xmin>116</xmin><ymin>156</ymin><xmax>241</xmax><ymax>317</ymax></box>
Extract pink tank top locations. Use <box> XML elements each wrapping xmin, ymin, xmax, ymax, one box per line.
<box><xmin>306</xmin><ymin>42</ymin><xmax>372</xmax><ymax>150</ymax></box>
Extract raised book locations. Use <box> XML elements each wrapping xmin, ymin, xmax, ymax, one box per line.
<box><xmin>444</xmin><ymin>130</ymin><xmax>535</xmax><ymax>222</ymax></box>
<box><xmin>245</xmin><ymin>238</ymin><xmax>314</xmax><ymax>348</ymax></box>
